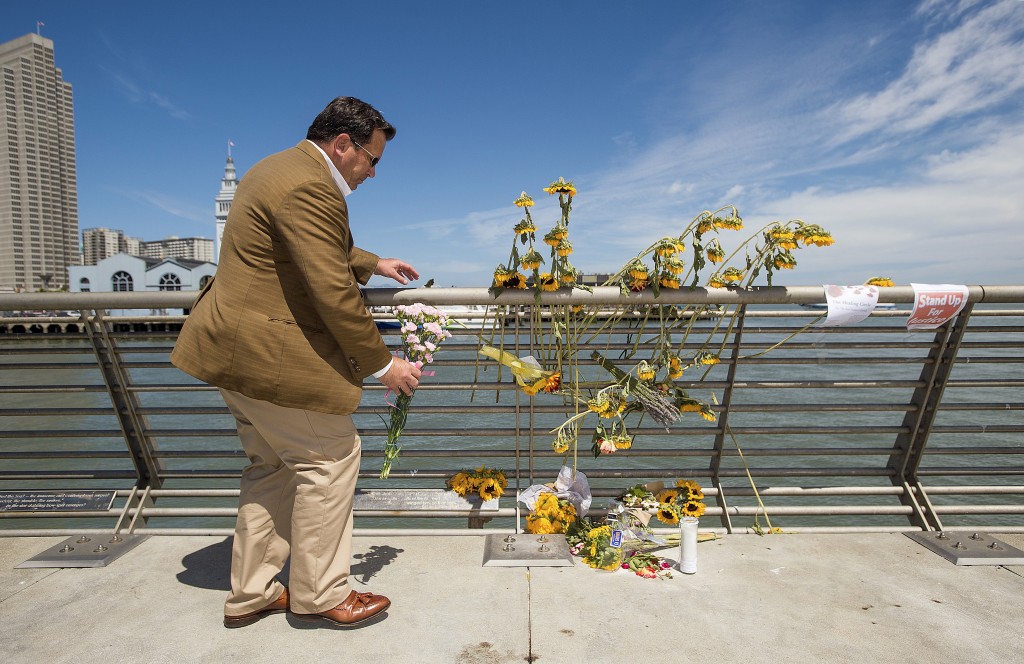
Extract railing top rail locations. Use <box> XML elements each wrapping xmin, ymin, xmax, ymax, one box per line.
<box><xmin>3</xmin><ymin>284</ymin><xmax>1024</xmax><ymax>311</ymax></box>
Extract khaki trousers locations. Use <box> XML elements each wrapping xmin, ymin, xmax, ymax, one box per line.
<box><xmin>220</xmin><ymin>388</ymin><xmax>361</xmax><ymax>616</ymax></box>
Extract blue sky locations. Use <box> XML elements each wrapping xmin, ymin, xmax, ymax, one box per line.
<box><xmin>7</xmin><ymin>0</ymin><xmax>1023</xmax><ymax>287</ymax></box>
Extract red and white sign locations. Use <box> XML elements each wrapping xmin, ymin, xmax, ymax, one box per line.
<box><xmin>907</xmin><ymin>283</ymin><xmax>969</xmax><ymax>330</ymax></box>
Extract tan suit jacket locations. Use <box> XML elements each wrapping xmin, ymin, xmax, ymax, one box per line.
<box><xmin>171</xmin><ymin>141</ymin><xmax>392</xmax><ymax>414</ymax></box>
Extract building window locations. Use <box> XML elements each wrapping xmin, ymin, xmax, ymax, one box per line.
<box><xmin>112</xmin><ymin>271</ymin><xmax>133</xmax><ymax>292</ymax></box>
<box><xmin>199</xmin><ymin>275</ymin><xmax>213</xmax><ymax>289</ymax></box>
<box><xmin>79</xmin><ymin>277</ymin><xmax>90</xmax><ymax>292</ymax></box>
<box><xmin>159</xmin><ymin>273</ymin><xmax>181</xmax><ymax>291</ymax></box>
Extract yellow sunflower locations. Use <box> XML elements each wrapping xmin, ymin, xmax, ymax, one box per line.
<box><xmin>708</xmin><ymin>274</ymin><xmax>727</xmax><ymax>288</ymax></box>
<box><xmin>654</xmin><ymin>240</ymin><xmax>678</xmax><ymax>257</ymax></box>
<box><xmin>513</xmin><ymin>191</ymin><xmax>534</xmax><ymax>207</ymax></box>
<box><xmin>555</xmin><ymin>240</ymin><xmax>573</xmax><ymax>257</ymax></box>
<box><xmin>773</xmin><ymin>251</ymin><xmax>797</xmax><ymax>270</ymax></box>
<box><xmin>722</xmin><ymin>267</ymin><xmax>745</xmax><ymax>283</ymax></box>
<box><xmin>505</xmin><ymin>272</ymin><xmax>528</xmax><ymax>289</ymax></box>
<box><xmin>656</xmin><ymin>488</ymin><xmax>680</xmax><ymax>504</ymax></box>
<box><xmin>657</xmin><ymin>505</ymin><xmax>680</xmax><ymax>525</ymax></box>
<box><xmin>542</xmin><ymin>229</ymin><xmax>562</xmax><ymax>247</ymax></box>
<box><xmin>663</xmin><ymin>256</ymin><xmax>685</xmax><ymax>274</ymax></box>
<box><xmin>513</xmin><ymin>219</ymin><xmax>537</xmax><ymax>235</ymax></box>
<box><xmin>866</xmin><ymin>276</ymin><xmax>895</xmax><ymax>287</ymax></box>
<box><xmin>538</xmin><ymin>272</ymin><xmax>559</xmax><ymax>291</ymax></box>
<box><xmin>681</xmin><ymin>500</ymin><xmax>706</xmax><ymax>518</ymax></box>
<box><xmin>695</xmin><ymin>351</ymin><xmax>720</xmax><ymax>365</ymax></box>
<box><xmin>543</xmin><ymin>177</ymin><xmax>577</xmax><ymax>196</ymax></box>
<box><xmin>636</xmin><ymin>360</ymin><xmax>656</xmax><ymax>381</ymax></box>
<box><xmin>659</xmin><ymin>274</ymin><xmax>681</xmax><ymax>289</ymax></box>
<box><xmin>706</xmin><ymin>240</ymin><xmax>726</xmax><ymax>264</ymax></box>
<box><xmin>668</xmin><ymin>356</ymin><xmax>683</xmax><ymax>379</ymax></box>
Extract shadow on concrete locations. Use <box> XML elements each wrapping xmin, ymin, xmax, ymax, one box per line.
<box><xmin>176</xmin><ymin>536</ymin><xmax>232</xmax><ymax>590</ymax></box>
<box><xmin>351</xmin><ymin>544</ymin><xmax>405</xmax><ymax>583</ymax></box>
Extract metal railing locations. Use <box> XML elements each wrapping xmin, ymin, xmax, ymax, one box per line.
<box><xmin>1</xmin><ymin>286</ymin><xmax>1022</xmax><ymax>535</ymax></box>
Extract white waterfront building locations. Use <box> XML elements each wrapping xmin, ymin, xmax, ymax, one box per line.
<box><xmin>214</xmin><ymin>145</ymin><xmax>238</xmax><ymax>263</ymax></box>
<box><xmin>68</xmin><ymin>253</ymin><xmax>215</xmax><ymax>315</ymax></box>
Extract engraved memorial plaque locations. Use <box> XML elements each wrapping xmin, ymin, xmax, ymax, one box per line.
<box><xmin>0</xmin><ymin>491</ymin><xmax>116</xmax><ymax>513</ymax></box>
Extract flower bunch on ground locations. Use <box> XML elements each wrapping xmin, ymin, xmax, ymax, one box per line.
<box><xmin>621</xmin><ymin>551</ymin><xmax>673</xmax><ymax>579</ymax></box>
<box><xmin>447</xmin><ymin>466</ymin><xmax>508</xmax><ymax>501</ymax></box>
<box><xmin>380</xmin><ymin>304</ymin><xmax>452</xmax><ymax>479</ymax></box>
<box><xmin>575</xmin><ymin>523</ymin><xmax>622</xmax><ymax>570</ymax></box>
<box><xmin>654</xmin><ymin>479</ymin><xmax>707</xmax><ymax>525</ymax></box>
<box><xmin>525</xmin><ymin>491</ymin><xmax>578</xmax><ymax>534</ymax></box>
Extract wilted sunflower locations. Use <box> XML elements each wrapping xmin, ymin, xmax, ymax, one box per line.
<box><xmin>696</xmin><ymin>217</ymin><xmax>715</xmax><ymax>234</ymax></box>
<box><xmin>612</xmin><ymin>433</ymin><xmax>633</xmax><ymax>449</ymax></box>
<box><xmin>668</xmin><ymin>356</ymin><xmax>684</xmax><ymax>379</ymax></box>
<box><xmin>629</xmin><ymin>277</ymin><xmax>650</xmax><ymax>292</ymax></box>
<box><xmin>513</xmin><ymin>219</ymin><xmax>537</xmax><ymax>236</ymax></box>
<box><xmin>628</xmin><ymin>259</ymin><xmax>649</xmax><ymax>280</ymax></box>
<box><xmin>542</xmin><ymin>229</ymin><xmax>562</xmax><ymax>247</ymax></box>
<box><xmin>695</xmin><ymin>351</ymin><xmax>720</xmax><ymax>366</ymax></box>
<box><xmin>654</xmin><ymin>239</ymin><xmax>678</xmax><ymax>257</ymax></box>
<box><xmin>555</xmin><ymin>239</ymin><xmax>573</xmax><ymax>257</ymax></box>
<box><xmin>866</xmin><ymin>276</ymin><xmax>895</xmax><ymax>287</ymax></box>
<box><xmin>722</xmin><ymin>267</ymin><xmax>745</xmax><ymax>283</ymax></box>
<box><xmin>520</xmin><ymin>249</ymin><xmax>544</xmax><ymax>271</ymax></box>
<box><xmin>659</xmin><ymin>273</ymin><xmax>681</xmax><ymax>289</ymax></box>
<box><xmin>636</xmin><ymin>360</ymin><xmax>656</xmax><ymax>381</ymax></box>
<box><xmin>492</xmin><ymin>265</ymin><xmax>511</xmax><ymax>286</ymax></box>
<box><xmin>773</xmin><ymin>251</ymin><xmax>797</xmax><ymax>270</ymax></box>
<box><xmin>706</xmin><ymin>240</ymin><xmax>726</xmax><ymax>264</ymax></box>
<box><xmin>663</xmin><ymin>256</ymin><xmax>685</xmax><ymax>275</ymax></box>
<box><xmin>505</xmin><ymin>272</ymin><xmax>528</xmax><ymax>289</ymax></box>
<box><xmin>538</xmin><ymin>272</ymin><xmax>559</xmax><ymax>291</ymax></box>
<box><xmin>707</xmin><ymin>274</ymin><xmax>727</xmax><ymax>288</ymax></box>
<box><xmin>560</xmin><ymin>271</ymin><xmax>576</xmax><ymax>284</ymax></box>
<box><xmin>513</xmin><ymin>191</ymin><xmax>535</xmax><ymax>207</ymax></box>
<box><xmin>543</xmin><ymin>177</ymin><xmax>577</xmax><ymax>196</ymax></box>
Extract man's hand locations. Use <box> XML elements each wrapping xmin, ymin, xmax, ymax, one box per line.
<box><xmin>377</xmin><ymin>356</ymin><xmax>422</xmax><ymax>396</ymax></box>
<box><xmin>375</xmin><ymin>258</ymin><xmax>420</xmax><ymax>285</ymax></box>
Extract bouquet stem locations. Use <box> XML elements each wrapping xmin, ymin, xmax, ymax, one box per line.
<box><xmin>380</xmin><ymin>391</ymin><xmax>413</xmax><ymax>479</ymax></box>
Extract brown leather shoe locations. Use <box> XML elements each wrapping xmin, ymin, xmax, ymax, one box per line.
<box><xmin>223</xmin><ymin>587</ymin><xmax>289</xmax><ymax>628</ymax></box>
<box><xmin>291</xmin><ymin>590</ymin><xmax>391</xmax><ymax>627</ymax></box>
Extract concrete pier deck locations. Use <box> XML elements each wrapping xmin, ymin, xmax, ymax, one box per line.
<box><xmin>2</xmin><ymin>532</ymin><xmax>1023</xmax><ymax>663</ymax></box>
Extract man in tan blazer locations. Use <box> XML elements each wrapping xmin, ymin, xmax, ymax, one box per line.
<box><xmin>171</xmin><ymin>97</ymin><xmax>421</xmax><ymax>628</ymax></box>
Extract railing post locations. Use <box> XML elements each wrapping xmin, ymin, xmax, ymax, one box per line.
<box><xmin>887</xmin><ymin>304</ymin><xmax>975</xmax><ymax>530</ymax></box>
<box><xmin>84</xmin><ymin>309</ymin><xmax>164</xmax><ymax>506</ymax></box>
<box><xmin>709</xmin><ymin>304</ymin><xmax>748</xmax><ymax>534</ymax></box>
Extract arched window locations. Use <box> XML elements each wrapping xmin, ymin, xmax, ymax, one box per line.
<box><xmin>159</xmin><ymin>273</ymin><xmax>182</xmax><ymax>291</ymax></box>
<box><xmin>79</xmin><ymin>277</ymin><xmax>91</xmax><ymax>293</ymax></box>
<box><xmin>199</xmin><ymin>275</ymin><xmax>213</xmax><ymax>289</ymax></box>
<box><xmin>112</xmin><ymin>271</ymin><xmax>133</xmax><ymax>292</ymax></box>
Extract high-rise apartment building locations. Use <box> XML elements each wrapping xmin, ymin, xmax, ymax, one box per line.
<box><xmin>82</xmin><ymin>227</ymin><xmax>143</xmax><ymax>265</ymax></box>
<box><xmin>0</xmin><ymin>33</ymin><xmax>79</xmax><ymax>291</ymax></box>
<box><xmin>139</xmin><ymin>236</ymin><xmax>215</xmax><ymax>263</ymax></box>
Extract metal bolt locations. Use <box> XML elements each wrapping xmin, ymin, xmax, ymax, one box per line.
<box><xmin>969</xmin><ymin>533</ymin><xmax>984</xmax><ymax>541</ymax></box>
<box><xmin>936</xmin><ymin>532</ymin><xmax>949</xmax><ymax>540</ymax></box>
<box><xmin>76</xmin><ymin>536</ymin><xmax>91</xmax><ymax>543</ymax></box>
<box><xmin>93</xmin><ymin>545</ymin><xmax>108</xmax><ymax>553</ymax></box>
<box><xmin>503</xmin><ymin>535</ymin><xmax>516</xmax><ymax>543</ymax></box>
<box><xmin>502</xmin><ymin>544</ymin><xmax>515</xmax><ymax>552</ymax></box>
<box><xmin>537</xmin><ymin>536</ymin><xmax>548</xmax><ymax>543</ymax></box>
<box><xmin>538</xmin><ymin>544</ymin><xmax>550</xmax><ymax>553</ymax></box>
<box><xmin>988</xmin><ymin>542</ymin><xmax>1003</xmax><ymax>551</ymax></box>
<box><xmin>953</xmin><ymin>541</ymin><xmax>966</xmax><ymax>549</ymax></box>
<box><xmin>59</xmin><ymin>545</ymin><xmax>74</xmax><ymax>553</ymax></box>
<box><xmin>109</xmin><ymin>536</ymin><xmax>122</xmax><ymax>544</ymax></box>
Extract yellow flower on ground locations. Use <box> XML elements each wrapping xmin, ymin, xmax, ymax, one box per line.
<box><xmin>867</xmin><ymin>276</ymin><xmax>895</xmax><ymax>287</ymax></box>
<box><xmin>681</xmin><ymin>500</ymin><xmax>706</xmax><ymax>518</ymax></box>
<box><xmin>543</xmin><ymin>177</ymin><xmax>577</xmax><ymax>196</ymax></box>
<box><xmin>514</xmin><ymin>191</ymin><xmax>535</xmax><ymax>207</ymax></box>
<box><xmin>555</xmin><ymin>240</ymin><xmax>573</xmax><ymax>257</ymax></box>
<box><xmin>514</xmin><ymin>219</ymin><xmax>537</xmax><ymax>235</ymax></box>
<box><xmin>656</xmin><ymin>488</ymin><xmax>680</xmax><ymax>504</ymax></box>
<box><xmin>658</xmin><ymin>505</ymin><xmax>680</xmax><ymax>525</ymax></box>
<box><xmin>539</xmin><ymin>272</ymin><xmax>559</xmax><ymax>291</ymax></box>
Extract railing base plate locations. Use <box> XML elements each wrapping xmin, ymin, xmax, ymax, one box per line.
<box><xmin>15</xmin><ymin>533</ymin><xmax>148</xmax><ymax>568</ymax></box>
<box><xmin>905</xmin><ymin>531</ymin><xmax>1024</xmax><ymax>566</ymax></box>
<box><xmin>482</xmin><ymin>533</ymin><xmax>574</xmax><ymax>567</ymax></box>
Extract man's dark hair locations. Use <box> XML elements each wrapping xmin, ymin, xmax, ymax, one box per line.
<box><xmin>306</xmin><ymin>96</ymin><xmax>396</xmax><ymax>145</ymax></box>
